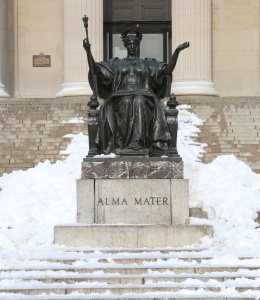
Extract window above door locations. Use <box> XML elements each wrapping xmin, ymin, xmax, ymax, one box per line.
<box><xmin>103</xmin><ymin>0</ymin><xmax>172</xmax><ymax>62</ymax></box>
<box><xmin>104</xmin><ymin>0</ymin><xmax>171</xmax><ymax>22</ymax></box>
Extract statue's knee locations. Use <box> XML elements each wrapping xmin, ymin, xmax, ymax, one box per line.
<box><xmin>134</xmin><ymin>96</ymin><xmax>146</xmax><ymax>105</ymax></box>
<box><xmin>120</xmin><ymin>96</ymin><xmax>132</xmax><ymax>105</ymax></box>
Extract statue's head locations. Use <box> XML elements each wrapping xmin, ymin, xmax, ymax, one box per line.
<box><xmin>121</xmin><ymin>29</ymin><xmax>143</xmax><ymax>47</ymax></box>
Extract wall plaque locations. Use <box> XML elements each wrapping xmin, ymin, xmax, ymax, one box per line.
<box><xmin>33</xmin><ymin>53</ymin><xmax>51</xmax><ymax>67</ymax></box>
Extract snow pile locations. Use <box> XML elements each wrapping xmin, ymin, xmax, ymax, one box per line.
<box><xmin>177</xmin><ymin>106</ymin><xmax>260</xmax><ymax>253</ymax></box>
<box><xmin>177</xmin><ymin>104</ymin><xmax>206</xmax><ymax>165</ymax></box>
<box><xmin>0</xmin><ymin>133</ymin><xmax>88</xmax><ymax>267</ymax></box>
<box><xmin>0</xmin><ymin>105</ymin><xmax>260</xmax><ymax>265</ymax></box>
<box><xmin>187</xmin><ymin>155</ymin><xmax>260</xmax><ymax>252</ymax></box>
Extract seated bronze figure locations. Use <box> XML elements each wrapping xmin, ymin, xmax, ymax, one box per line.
<box><xmin>83</xmin><ymin>26</ymin><xmax>189</xmax><ymax>157</ymax></box>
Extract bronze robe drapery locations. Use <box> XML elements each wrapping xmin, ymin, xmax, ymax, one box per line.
<box><xmin>89</xmin><ymin>57</ymin><xmax>171</xmax><ymax>156</ymax></box>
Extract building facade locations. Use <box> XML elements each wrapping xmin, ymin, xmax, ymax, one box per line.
<box><xmin>0</xmin><ymin>0</ymin><xmax>259</xmax><ymax>99</ymax></box>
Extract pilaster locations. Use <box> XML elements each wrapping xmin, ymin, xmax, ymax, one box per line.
<box><xmin>0</xmin><ymin>0</ymin><xmax>10</xmax><ymax>98</ymax></box>
<box><xmin>56</xmin><ymin>0</ymin><xmax>103</xmax><ymax>97</ymax></box>
<box><xmin>9</xmin><ymin>0</ymin><xmax>20</xmax><ymax>98</ymax></box>
<box><xmin>171</xmin><ymin>0</ymin><xmax>218</xmax><ymax>96</ymax></box>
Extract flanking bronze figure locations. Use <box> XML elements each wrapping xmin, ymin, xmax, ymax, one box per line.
<box><xmin>82</xmin><ymin>16</ymin><xmax>189</xmax><ymax>157</ymax></box>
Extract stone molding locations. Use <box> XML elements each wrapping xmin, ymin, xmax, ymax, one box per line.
<box><xmin>56</xmin><ymin>82</ymin><xmax>93</xmax><ymax>97</ymax></box>
<box><xmin>171</xmin><ymin>81</ymin><xmax>219</xmax><ymax>96</ymax></box>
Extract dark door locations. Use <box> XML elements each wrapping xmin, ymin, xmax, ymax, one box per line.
<box><xmin>103</xmin><ymin>0</ymin><xmax>172</xmax><ymax>62</ymax></box>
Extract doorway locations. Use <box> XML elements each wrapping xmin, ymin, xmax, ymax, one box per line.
<box><xmin>103</xmin><ymin>0</ymin><xmax>172</xmax><ymax>62</ymax></box>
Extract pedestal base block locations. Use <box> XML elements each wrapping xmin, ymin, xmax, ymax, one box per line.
<box><xmin>77</xmin><ymin>179</ymin><xmax>189</xmax><ymax>225</ymax></box>
<box><xmin>54</xmin><ymin>225</ymin><xmax>213</xmax><ymax>248</ymax></box>
<box><xmin>82</xmin><ymin>157</ymin><xmax>183</xmax><ymax>179</ymax></box>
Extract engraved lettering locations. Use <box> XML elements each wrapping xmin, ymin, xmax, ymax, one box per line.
<box><xmin>135</xmin><ymin>198</ymin><xmax>142</xmax><ymax>205</ymax></box>
<box><xmin>163</xmin><ymin>197</ymin><xmax>168</xmax><ymax>205</ymax></box>
<box><xmin>112</xmin><ymin>198</ymin><xmax>120</xmax><ymax>205</ymax></box>
<box><xmin>97</xmin><ymin>198</ymin><xmax>104</xmax><ymax>205</ymax></box>
<box><xmin>144</xmin><ymin>198</ymin><xmax>150</xmax><ymax>205</ymax></box>
<box><xmin>122</xmin><ymin>198</ymin><xmax>127</xmax><ymax>205</ymax></box>
<box><xmin>98</xmin><ymin>196</ymin><xmax>168</xmax><ymax>206</ymax></box>
<box><xmin>156</xmin><ymin>197</ymin><xmax>162</xmax><ymax>205</ymax></box>
<box><xmin>150</xmin><ymin>197</ymin><xmax>156</xmax><ymax>205</ymax></box>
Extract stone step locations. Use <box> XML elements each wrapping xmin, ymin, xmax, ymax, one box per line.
<box><xmin>2</xmin><ymin>265</ymin><xmax>260</xmax><ymax>274</ymax></box>
<box><xmin>1</xmin><ymin>283</ymin><xmax>260</xmax><ymax>296</ymax></box>
<box><xmin>17</xmin><ymin>254</ymin><xmax>260</xmax><ymax>263</ymax></box>
<box><xmin>1</xmin><ymin>274</ymin><xmax>260</xmax><ymax>284</ymax></box>
<box><xmin>233</xmin><ymin>140</ymin><xmax>260</xmax><ymax>145</ymax></box>
<box><xmin>58</xmin><ymin>247</ymin><xmax>208</xmax><ymax>253</ymax></box>
<box><xmin>204</xmin><ymin>152</ymin><xmax>239</xmax><ymax>157</ymax></box>
<box><xmin>0</xmin><ymin>297</ymin><xmax>255</xmax><ymax>300</ymax></box>
<box><xmin>0</xmin><ymin>247</ymin><xmax>260</xmax><ymax>299</ymax></box>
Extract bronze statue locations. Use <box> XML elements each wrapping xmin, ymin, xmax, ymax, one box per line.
<box><xmin>83</xmin><ymin>17</ymin><xmax>189</xmax><ymax>157</ymax></box>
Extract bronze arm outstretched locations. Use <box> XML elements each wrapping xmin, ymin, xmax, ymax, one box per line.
<box><xmin>162</xmin><ymin>41</ymin><xmax>190</xmax><ymax>75</ymax></box>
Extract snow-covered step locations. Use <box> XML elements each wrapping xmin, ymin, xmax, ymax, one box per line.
<box><xmin>0</xmin><ymin>296</ymin><xmax>257</xmax><ymax>300</ymax></box>
<box><xmin>67</xmin><ymin>247</ymin><xmax>208</xmax><ymax>253</ymax></box>
<box><xmin>1</xmin><ymin>274</ymin><xmax>260</xmax><ymax>285</ymax></box>
<box><xmin>2</xmin><ymin>265</ymin><xmax>260</xmax><ymax>275</ymax></box>
<box><xmin>46</xmin><ymin>257</ymin><xmax>256</xmax><ymax>264</ymax></box>
<box><xmin>37</xmin><ymin>257</ymin><xmax>238</xmax><ymax>265</ymax></box>
<box><xmin>2</xmin><ymin>254</ymin><xmax>260</xmax><ymax>299</ymax></box>
<box><xmin>1</xmin><ymin>283</ymin><xmax>260</xmax><ymax>296</ymax></box>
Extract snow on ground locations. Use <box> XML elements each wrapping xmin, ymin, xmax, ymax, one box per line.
<box><xmin>62</xmin><ymin>117</ymin><xmax>86</xmax><ymax>123</ymax></box>
<box><xmin>0</xmin><ymin>105</ymin><xmax>260</xmax><ymax>268</ymax></box>
<box><xmin>178</xmin><ymin>105</ymin><xmax>260</xmax><ymax>253</ymax></box>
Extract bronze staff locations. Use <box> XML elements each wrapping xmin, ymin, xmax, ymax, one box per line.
<box><xmin>82</xmin><ymin>16</ymin><xmax>99</xmax><ymax>156</ymax></box>
<box><xmin>82</xmin><ymin>15</ymin><xmax>98</xmax><ymax>104</ymax></box>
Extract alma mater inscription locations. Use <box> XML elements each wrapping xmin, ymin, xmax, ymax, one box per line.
<box><xmin>97</xmin><ymin>197</ymin><xmax>169</xmax><ymax>206</ymax></box>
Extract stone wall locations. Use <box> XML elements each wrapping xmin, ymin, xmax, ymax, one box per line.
<box><xmin>17</xmin><ymin>0</ymin><xmax>64</xmax><ymax>97</ymax></box>
<box><xmin>178</xmin><ymin>96</ymin><xmax>260</xmax><ymax>173</ymax></box>
<box><xmin>1</xmin><ymin>0</ymin><xmax>64</xmax><ymax>98</ymax></box>
<box><xmin>0</xmin><ymin>97</ymin><xmax>88</xmax><ymax>176</ymax></box>
<box><xmin>212</xmin><ymin>0</ymin><xmax>260</xmax><ymax>96</ymax></box>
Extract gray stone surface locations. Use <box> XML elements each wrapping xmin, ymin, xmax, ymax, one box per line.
<box><xmin>54</xmin><ymin>225</ymin><xmax>213</xmax><ymax>248</ymax></box>
<box><xmin>171</xmin><ymin>179</ymin><xmax>189</xmax><ymax>224</ymax></box>
<box><xmin>95</xmin><ymin>179</ymin><xmax>171</xmax><ymax>225</ymax></box>
<box><xmin>190</xmin><ymin>207</ymin><xmax>208</xmax><ymax>219</ymax></box>
<box><xmin>76</xmin><ymin>179</ymin><xmax>94</xmax><ymax>224</ymax></box>
<box><xmin>77</xmin><ymin>178</ymin><xmax>190</xmax><ymax>225</ymax></box>
<box><xmin>82</xmin><ymin>157</ymin><xmax>183</xmax><ymax>179</ymax></box>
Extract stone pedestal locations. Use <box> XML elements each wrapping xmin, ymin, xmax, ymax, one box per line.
<box><xmin>82</xmin><ymin>156</ymin><xmax>183</xmax><ymax>179</ymax></box>
<box><xmin>76</xmin><ymin>178</ymin><xmax>189</xmax><ymax>225</ymax></box>
<box><xmin>54</xmin><ymin>225</ymin><xmax>213</xmax><ymax>248</ymax></box>
<box><xmin>54</xmin><ymin>157</ymin><xmax>213</xmax><ymax>248</ymax></box>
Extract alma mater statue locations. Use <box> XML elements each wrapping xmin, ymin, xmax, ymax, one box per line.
<box><xmin>83</xmin><ymin>29</ymin><xmax>189</xmax><ymax>157</ymax></box>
